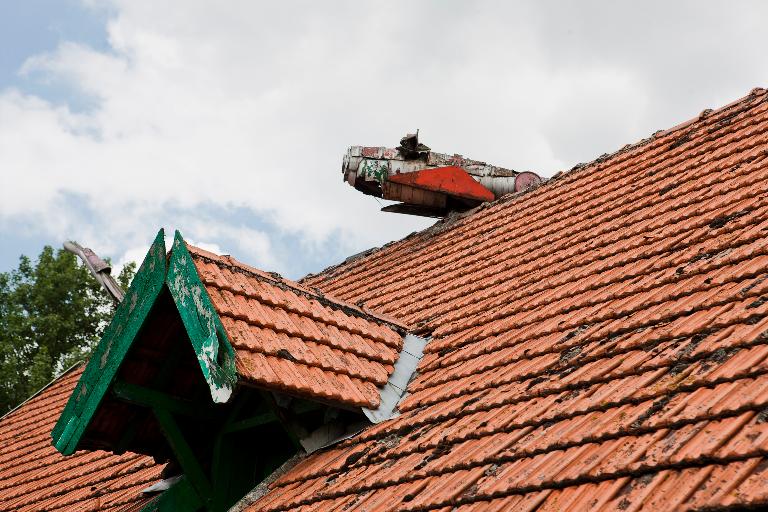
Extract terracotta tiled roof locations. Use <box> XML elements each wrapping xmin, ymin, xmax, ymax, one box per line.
<box><xmin>0</xmin><ymin>366</ymin><xmax>162</xmax><ymax>511</ymax></box>
<box><xmin>6</xmin><ymin>88</ymin><xmax>768</xmax><ymax>512</ymax></box>
<box><xmin>242</xmin><ymin>89</ymin><xmax>768</xmax><ymax>510</ymax></box>
<box><xmin>187</xmin><ymin>244</ymin><xmax>407</xmax><ymax>408</ymax></box>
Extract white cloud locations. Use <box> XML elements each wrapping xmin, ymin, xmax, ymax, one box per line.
<box><xmin>1</xmin><ymin>1</ymin><xmax>767</xmax><ymax>278</ymax></box>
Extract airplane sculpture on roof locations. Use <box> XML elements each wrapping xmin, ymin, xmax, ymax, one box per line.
<box><xmin>342</xmin><ymin>132</ymin><xmax>542</xmax><ymax>217</ymax></box>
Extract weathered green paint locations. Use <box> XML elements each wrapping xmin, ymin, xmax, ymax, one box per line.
<box><xmin>51</xmin><ymin>229</ymin><xmax>168</xmax><ymax>455</ymax></box>
<box><xmin>139</xmin><ymin>476</ymin><xmax>204</xmax><ymax>512</ymax></box>
<box><xmin>153</xmin><ymin>407</ymin><xmax>213</xmax><ymax>504</ymax></box>
<box><xmin>360</xmin><ymin>159</ymin><xmax>389</xmax><ymax>185</ymax></box>
<box><xmin>112</xmin><ymin>381</ymin><xmax>217</xmax><ymax>421</ymax></box>
<box><xmin>166</xmin><ymin>230</ymin><xmax>237</xmax><ymax>404</ymax></box>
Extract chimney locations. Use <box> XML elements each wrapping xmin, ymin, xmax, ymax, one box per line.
<box><xmin>342</xmin><ymin>132</ymin><xmax>542</xmax><ymax>217</ymax></box>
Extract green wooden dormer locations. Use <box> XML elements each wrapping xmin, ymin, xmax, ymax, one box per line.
<box><xmin>51</xmin><ymin>229</ymin><xmax>426</xmax><ymax>511</ymax></box>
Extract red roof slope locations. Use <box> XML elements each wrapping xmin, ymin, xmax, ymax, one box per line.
<box><xmin>188</xmin><ymin>244</ymin><xmax>406</xmax><ymax>408</ymax></box>
<box><xmin>0</xmin><ymin>366</ymin><xmax>162</xmax><ymax>511</ymax></box>
<box><xmin>246</xmin><ymin>89</ymin><xmax>768</xmax><ymax>510</ymax></box>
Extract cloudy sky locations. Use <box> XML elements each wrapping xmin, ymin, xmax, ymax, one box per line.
<box><xmin>1</xmin><ymin>1</ymin><xmax>766</xmax><ymax>279</ymax></box>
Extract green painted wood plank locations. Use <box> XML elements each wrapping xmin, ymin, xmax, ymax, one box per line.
<box><xmin>52</xmin><ymin>229</ymin><xmax>168</xmax><ymax>455</ymax></box>
<box><xmin>166</xmin><ymin>230</ymin><xmax>237</xmax><ymax>404</ymax></box>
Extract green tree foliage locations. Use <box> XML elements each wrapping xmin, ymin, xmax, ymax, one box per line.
<box><xmin>0</xmin><ymin>247</ymin><xmax>136</xmax><ymax>415</ymax></box>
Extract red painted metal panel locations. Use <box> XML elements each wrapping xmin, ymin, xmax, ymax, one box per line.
<box><xmin>387</xmin><ymin>166</ymin><xmax>495</xmax><ymax>203</ymax></box>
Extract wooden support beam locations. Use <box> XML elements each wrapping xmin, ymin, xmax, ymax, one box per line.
<box><xmin>153</xmin><ymin>407</ymin><xmax>213</xmax><ymax>505</ymax></box>
<box><xmin>222</xmin><ymin>411</ymin><xmax>278</xmax><ymax>434</ymax></box>
<box><xmin>112</xmin><ymin>382</ymin><xmax>216</xmax><ymax>421</ymax></box>
<box><xmin>210</xmin><ymin>394</ymin><xmax>246</xmax><ymax>511</ymax></box>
